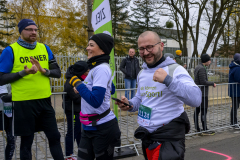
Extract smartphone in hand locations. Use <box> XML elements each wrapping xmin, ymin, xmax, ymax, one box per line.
<box><xmin>111</xmin><ymin>97</ymin><xmax>132</xmax><ymax>109</ymax></box>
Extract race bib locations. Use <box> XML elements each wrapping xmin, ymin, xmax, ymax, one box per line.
<box><xmin>4</xmin><ymin>103</ymin><xmax>12</xmax><ymax>117</ymax></box>
<box><xmin>138</xmin><ymin>104</ymin><xmax>152</xmax><ymax>126</ymax></box>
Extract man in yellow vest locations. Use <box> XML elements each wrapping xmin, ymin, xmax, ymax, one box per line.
<box><xmin>0</xmin><ymin>19</ymin><xmax>64</xmax><ymax>160</ymax></box>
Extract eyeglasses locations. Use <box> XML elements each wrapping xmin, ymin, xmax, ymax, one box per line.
<box><xmin>24</xmin><ymin>28</ymin><xmax>38</xmax><ymax>32</ymax></box>
<box><xmin>138</xmin><ymin>42</ymin><xmax>161</xmax><ymax>54</ymax></box>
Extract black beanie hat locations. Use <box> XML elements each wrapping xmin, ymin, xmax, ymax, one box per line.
<box><xmin>234</xmin><ymin>53</ymin><xmax>240</xmax><ymax>64</ymax></box>
<box><xmin>71</xmin><ymin>61</ymin><xmax>88</xmax><ymax>78</ymax></box>
<box><xmin>89</xmin><ymin>33</ymin><xmax>114</xmax><ymax>55</ymax></box>
<box><xmin>18</xmin><ymin>19</ymin><xmax>37</xmax><ymax>34</ymax></box>
<box><xmin>201</xmin><ymin>54</ymin><xmax>211</xmax><ymax>63</ymax></box>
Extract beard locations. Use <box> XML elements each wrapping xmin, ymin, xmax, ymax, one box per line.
<box><xmin>142</xmin><ymin>47</ymin><xmax>162</xmax><ymax>66</ymax></box>
<box><xmin>23</xmin><ymin>35</ymin><xmax>37</xmax><ymax>43</ymax></box>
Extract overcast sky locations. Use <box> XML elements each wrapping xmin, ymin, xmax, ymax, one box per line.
<box><xmin>127</xmin><ymin>0</ymin><xmax>220</xmax><ymax>56</ymax></box>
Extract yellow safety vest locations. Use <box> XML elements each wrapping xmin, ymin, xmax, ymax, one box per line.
<box><xmin>10</xmin><ymin>42</ymin><xmax>51</xmax><ymax>101</ymax></box>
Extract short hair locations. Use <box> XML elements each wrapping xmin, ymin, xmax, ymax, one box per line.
<box><xmin>138</xmin><ymin>31</ymin><xmax>161</xmax><ymax>42</ymax></box>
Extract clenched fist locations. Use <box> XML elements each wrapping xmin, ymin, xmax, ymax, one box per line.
<box><xmin>153</xmin><ymin>68</ymin><xmax>168</xmax><ymax>83</ymax></box>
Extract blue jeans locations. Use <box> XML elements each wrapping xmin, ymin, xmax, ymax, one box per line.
<box><xmin>124</xmin><ymin>79</ymin><xmax>136</xmax><ymax>99</ymax></box>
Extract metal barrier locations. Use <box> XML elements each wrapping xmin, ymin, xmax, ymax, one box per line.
<box><xmin>0</xmin><ymin>83</ymin><xmax>239</xmax><ymax>159</ymax></box>
<box><xmin>186</xmin><ymin>83</ymin><xmax>234</xmax><ymax>136</ymax></box>
<box><xmin>52</xmin><ymin>55</ymin><xmax>232</xmax><ymax>92</ymax></box>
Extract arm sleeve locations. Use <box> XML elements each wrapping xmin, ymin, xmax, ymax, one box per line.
<box><xmin>44</xmin><ymin>45</ymin><xmax>61</xmax><ymax>78</ymax></box>
<box><xmin>0</xmin><ymin>72</ymin><xmax>22</xmax><ymax>86</ymax></box>
<box><xmin>76</xmin><ymin>84</ymin><xmax>106</xmax><ymax>108</ymax></box>
<box><xmin>164</xmin><ymin>67</ymin><xmax>202</xmax><ymax>107</ymax></box>
<box><xmin>120</xmin><ymin>59</ymin><xmax>127</xmax><ymax>75</ymax></box>
<box><xmin>198</xmin><ymin>68</ymin><xmax>214</xmax><ymax>86</ymax></box>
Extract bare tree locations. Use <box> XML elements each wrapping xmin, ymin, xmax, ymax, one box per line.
<box><xmin>160</xmin><ymin>0</ymin><xmax>240</xmax><ymax>57</ymax></box>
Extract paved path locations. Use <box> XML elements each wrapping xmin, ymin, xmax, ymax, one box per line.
<box><xmin>185</xmin><ymin>128</ymin><xmax>240</xmax><ymax>160</ymax></box>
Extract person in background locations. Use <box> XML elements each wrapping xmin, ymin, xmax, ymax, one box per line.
<box><xmin>0</xmin><ymin>19</ymin><xmax>64</xmax><ymax>159</ymax></box>
<box><xmin>194</xmin><ymin>54</ymin><xmax>216</xmax><ymax>135</ymax></box>
<box><xmin>116</xmin><ymin>31</ymin><xmax>201</xmax><ymax>160</ymax></box>
<box><xmin>0</xmin><ymin>49</ymin><xmax>15</xmax><ymax>160</ymax></box>
<box><xmin>175</xmin><ymin>50</ymin><xmax>184</xmax><ymax>66</ymax></box>
<box><xmin>164</xmin><ymin>53</ymin><xmax>187</xmax><ymax>69</ymax></box>
<box><xmin>228</xmin><ymin>53</ymin><xmax>240</xmax><ymax>129</ymax></box>
<box><xmin>120</xmin><ymin>48</ymin><xmax>141</xmax><ymax>99</ymax></box>
<box><xmin>63</xmin><ymin>61</ymin><xmax>89</xmax><ymax>160</ymax></box>
<box><xmin>0</xmin><ymin>69</ymin><xmax>15</xmax><ymax>160</ymax></box>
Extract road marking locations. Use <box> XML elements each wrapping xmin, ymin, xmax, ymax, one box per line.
<box><xmin>200</xmin><ymin>148</ymin><xmax>232</xmax><ymax>160</ymax></box>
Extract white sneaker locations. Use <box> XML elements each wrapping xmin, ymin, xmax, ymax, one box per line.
<box><xmin>234</xmin><ymin>124</ymin><xmax>240</xmax><ymax>130</ymax></box>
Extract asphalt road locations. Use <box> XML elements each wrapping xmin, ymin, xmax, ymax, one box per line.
<box><xmin>121</xmin><ymin>128</ymin><xmax>240</xmax><ymax>160</ymax></box>
<box><xmin>185</xmin><ymin>129</ymin><xmax>240</xmax><ymax>160</ymax></box>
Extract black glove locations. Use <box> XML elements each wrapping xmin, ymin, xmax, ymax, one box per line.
<box><xmin>69</xmin><ymin>76</ymin><xmax>82</xmax><ymax>88</ymax></box>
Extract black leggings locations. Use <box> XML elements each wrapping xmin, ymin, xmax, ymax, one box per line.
<box><xmin>194</xmin><ymin>97</ymin><xmax>208</xmax><ymax>131</ymax></box>
<box><xmin>231</xmin><ymin>97</ymin><xmax>240</xmax><ymax>125</ymax></box>
<box><xmin>1</xmin><ymin>115</ymin><xmax>15</xmax><ymax>160</ymax></box>
<box><xmin>20</xmin><ymin>130</ymin><xmax>64</xmax><ymax>160</ymax></box>
<box><xmin>78</xmin><ymin>118</ymin><xmax>121</xmax><ymax>160</ymax></box>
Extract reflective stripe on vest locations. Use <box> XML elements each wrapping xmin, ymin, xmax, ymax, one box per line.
<box><xmin>10</xmin><ymin>42</ymin><xmax>51</xmax><ymax>101</ymax></box>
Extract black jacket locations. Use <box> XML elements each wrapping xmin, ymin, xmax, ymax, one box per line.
<box><xmin>134</xmin><ymin>111</ymin><xmax>190</xmax><ymax>160</ymax></box>
<box><xmin>62</xmin><ymin>68</ymin><xmax>81</xmax><ymax>114</ymax></box>
<box><xmin>194</xmin><ymin>63</ymin><xmax>214</xmax><ymax>97</ymax></box>
<box><xmin>120</xmin><ymin>55</ymin><xmax>140</xmax><ymax>79</ymax></box>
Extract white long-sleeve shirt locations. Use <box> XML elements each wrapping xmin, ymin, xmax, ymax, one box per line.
<box><xmin>129</xmin><ymin>57</ymin><xmax>202</xmax><ymax>133</ymax></box>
